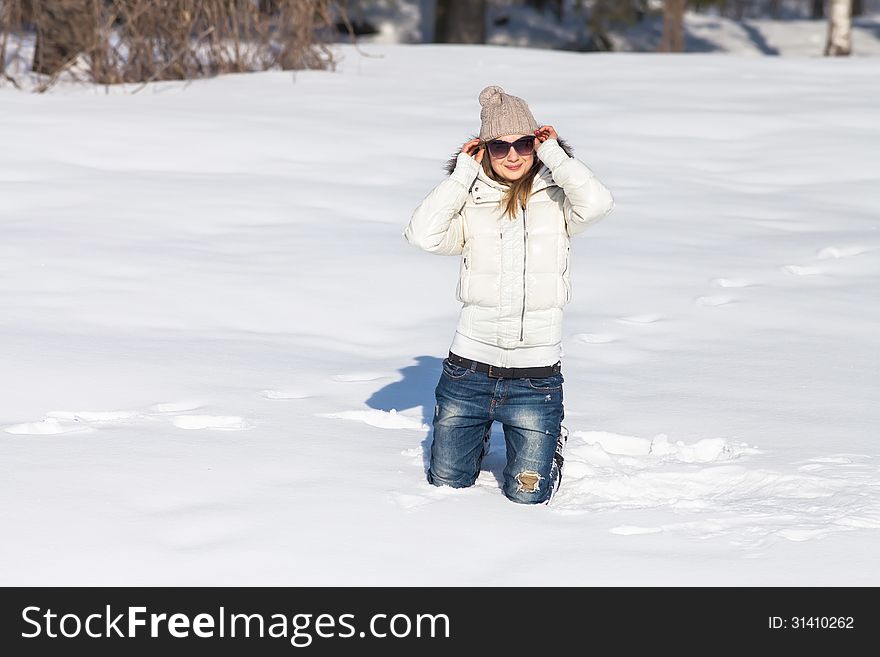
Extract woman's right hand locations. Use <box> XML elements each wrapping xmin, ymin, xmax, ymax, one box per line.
<box><xmin>461</xmin><ymin>138</ymin><xmax>484</xmax><ymax>164</ymax></box>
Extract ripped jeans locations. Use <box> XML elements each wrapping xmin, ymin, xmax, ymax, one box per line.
<box><xmin>428</xmin><ymin>356</ymin><xmax>566</xmax><ymax>505</ymax></box>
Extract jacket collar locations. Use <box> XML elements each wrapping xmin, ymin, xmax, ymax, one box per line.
<box><xmin>476</xmin><ymin>162</ymin><xmax>555</xmax><ymax>193</ymax></box>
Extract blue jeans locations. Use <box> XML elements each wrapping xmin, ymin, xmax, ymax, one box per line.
<box><xmin>428</xmin><ymin>356</ymin><xmax>566</xmax><ymax>504</ymax></box>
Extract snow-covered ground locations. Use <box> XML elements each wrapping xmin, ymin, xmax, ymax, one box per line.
<box><xmin>1</xmin><ymin>43</ymin><xmax>878</xmax><ymax>585</ymax></box>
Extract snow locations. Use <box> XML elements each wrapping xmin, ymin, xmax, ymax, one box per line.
<box><xmin>1</xmin><ymin>41</ymin><xmax>879</xmax><ymax>585</ymax></box>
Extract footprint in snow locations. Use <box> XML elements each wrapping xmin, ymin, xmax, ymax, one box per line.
<box><xmin>5</xmin><ymin>402</ymin><xmax>253</xmax><ymax>435</ymax></box>
<box><xmin>617</xmin><ymin>314</ymin><xmax>663</xmax><ymax>325</ymax></box>
<box><xmin>710</xmin><ymin>277</ymin><xmax>756</xmax><ymax>289</ymax></box>
<box><xmin>782</xmin><ymin>264</ymin><xmax>823</xmax><ymax>276</ymax></box>
<box><xmin>816</xmin><ymin>246</ymin><xmax>868</xmax><ymax>260</ymax></box>
<box><xmin>169</xmin><ymin>415</ymin><xmax>251</xmax><ymax>431</ymax></box>
<box><xmin>695</xmin><ymin>295</ymin><xmax>735</xmax><ymax>307</ymax></box>
<box><xmin>781</xmin><ymin>245</ymin><xmax>870</xmax><ymax>277</ymax></box>
<box><xmin>5</xmin><ymin>417</ymin><xmax>93</xmax><ymax>435</ymax></box>
<box><xmin>46</xmin><ymin>410</ymin><xmax>143</xmax><ymax>423</ymax></box>
<box><xmin>4</xmin><ymin>409</ymin><xmax>145</xmax><ymax>435</ymax></box>
<box><xmin>260</xmin><ymin>389</ymin><xmax>311</xmax><ymax>400</ymax></box>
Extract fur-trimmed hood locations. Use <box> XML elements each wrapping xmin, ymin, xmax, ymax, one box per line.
<box><xmin>443</xmin><ymin>135</ymin><xmax>575</xmax><ymax>188</ymax></box>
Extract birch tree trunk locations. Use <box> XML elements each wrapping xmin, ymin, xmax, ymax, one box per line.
<box><xmin>825</xmin><ymin>0</ymin><xmax>852</xmax><ymax>56</ymax></box>
<box><xmin>658</xmin><ymin>0</ymin><xmax>685</xmax><ymax>53</ymax></box>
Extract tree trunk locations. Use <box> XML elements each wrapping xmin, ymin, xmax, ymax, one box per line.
<box><xmin>31</xmin><ymin>0</ymin><xmax>94</xmax><ymax>75</ymax></box>
<box><xmin>587</xmin><ymin>0</ymin><xmax>615</xmax><ymax>52</ymax></box>
<box><xmin>658</xmin><ymin>0</ymin><xmax>685</xmax><ymax>52</ymax></box>
<box><xmin>812</xmin><ymin>0</ymin><xmax>825</xmax><ymax>20</ymax></box>
<box><xmin>825</xmin><ymin>0</ymin><xmax>852</xmax><ymax>56</ymax></box>
<box><xmin>434</xmin><ymin>0</ymin><xmax>485</xmax><ymax>44</ymax></box>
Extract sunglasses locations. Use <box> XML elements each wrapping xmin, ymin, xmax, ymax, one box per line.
<box><xmin>482</xmin><ymin>135</ymin><xmax>536</xmax><ymax>159</ymax></box>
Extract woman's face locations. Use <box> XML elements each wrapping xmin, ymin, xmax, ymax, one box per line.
<box><xmin>487</xmin><ymin>133</ymin><xmax>535</xmax><ymax>182</ymax></box>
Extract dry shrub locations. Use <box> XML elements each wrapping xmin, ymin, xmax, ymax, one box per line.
<box><xmin>0</xmin><ymin>0</ymin><xmax>360</xmax><ymax>91</ymax></box>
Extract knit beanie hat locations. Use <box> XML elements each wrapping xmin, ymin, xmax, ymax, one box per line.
<box><xmin>478</xmin><ymin>85</ymin><xmax>539</xmax><ymax>141</ymax></box>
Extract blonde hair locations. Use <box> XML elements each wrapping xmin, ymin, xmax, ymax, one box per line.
<box><xmin>480</xmin><ymin>153</ymin><xmax>541</xmax><ymax>220</ymax></box>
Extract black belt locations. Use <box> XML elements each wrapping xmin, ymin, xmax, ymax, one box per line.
<box><xmin>448</xmin><ymin>351</ymin><xmax>561</xmax><ymax>379</ymax></box>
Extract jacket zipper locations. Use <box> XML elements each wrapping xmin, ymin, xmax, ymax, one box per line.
<box><xmin>562</xmin><ymin>245</ymin><xmax>570</xmax><ymax>303</ymax></box>
<box><xmin>520</xmin><ymin>205</ymin><xmax>527</xmax><ymax>341</ymax></box>
<box><xmin>457</xmin><ymin>255</ymin><xmax>468</xmax><ymax>300</ymax></box>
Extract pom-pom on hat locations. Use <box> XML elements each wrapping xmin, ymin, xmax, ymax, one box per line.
<box><xmin>478</xmin><ymin>85</ymin><xmax>539</xmax><ymax>141</ymax></box>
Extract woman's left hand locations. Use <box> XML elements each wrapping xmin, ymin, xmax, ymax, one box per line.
<box><xmin>534</xmin><ymin>125</ymin><xmax>558</xmax><ymax>142</ymax></box>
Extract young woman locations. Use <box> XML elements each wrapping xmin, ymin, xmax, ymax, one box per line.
<box><xmin>403</xmin><ymin>85</ymin><xmax>615</xmax><ymax>504</ymax></box>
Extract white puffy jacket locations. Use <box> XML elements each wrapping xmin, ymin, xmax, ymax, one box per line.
<box><xmin>404</xmin><ymin>137</ymin><xmax>614</xmax><ymax>364</ymax></box>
